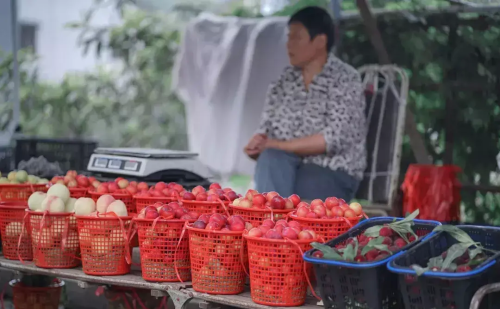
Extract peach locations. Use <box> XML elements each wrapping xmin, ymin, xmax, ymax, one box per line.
<box><xmin>344</xmin><ymin>209</ymin><xmax>357</xmax><ymax>218</ymax></box>
<box><xmin>47</xmin><ymin>183</ymin><xmax>70</xmax><ymax>203</ymax></box>
<box><xmin>97</xmin><ymin>184</ymin><xmax>108</xmax><ymax>194</ymax></box>
<box><xmin>74</xmin><ymin>197</ymin><xmax>97</xmax><ymax>215</ymax></box>
<box><xmin>284</xmin><ymin>198</ymin><xmax>294</xmax><ymax>209</ymax></box>
<box><xmin>92</xmin><ymin>180</ymin><xmax>101</xmax><ymax>189</ymax></box>
<box><xmin>137</xmin><ymin>182</ymin><xmax>149</xmax><ymax>191</ymax></box>
<box><xmin>310</xmin><ymin>199</ymin><xmax>324</xmax><ymax>207</ymax></box>
<box><xmin>28</xmin><ymin>191</ymin><xmax>47</xmax><ymax>211</ymax></box>
<box><xmin>252</xmin><ymin>194</ymin><xmax>266</xmax><ymax>206</ymax></box>
<box><xmin>118</xmin><ymin>179</ymin><xmax>129</xmax><ymax>189</ymax></box>
<box><xmin>67</xmin><ymin>179</ymin><xmax>78</xmax><ymax>188</ymax></box>
<box><xmin>349</xmin><ymin>202</ymin><xmax>363</xmax><ymax>216</ymax></box>
<box><xmin>325</xmin><ymin>197</ymin><xmax>339</xmax><ymax>210</ymax></box>
<box><xmin>96</xmin><ymin>194</ymin><xmax>115</xmax><ymax>213</ymax></box>
<box><xmin>6</xmin><ymin>222</ymin><xmax>27</xmax><ymax>237</ymax></box>
<box><xmin>41</xmin><ymin>196</ymin><xmax>66</xmax><ymax>213</ymax></box>
<box><xmin>65</xmin><ymin>198</ymin><xmax>77</xmax><ymax>212</ymax></box>
<box><xmin>266</xmin><ymin>191</ymin><xmax>279</xmax><ymax>202</ymax></box>
<box><xmin>76</xmin><ymin>176</ymin><xmax>89</xmax><ymax>188</ymax></box>
<box><xmin>248</xmin><ymin>227</ymin><xmax>263</xmax><ymax>237</ymax></box>
<box><xmin>298</xmin><ymin>230</ymin><xmax>314</xmax><ymax>240</ymax></box>
<box><xmin>288</xmin><ymin>194</ymin><xmax>301</xmax><ymax>207</ymax></box>
<box><xmin>107</xmin><ymin>200</ymin><xmax>128</xmax><ymax>217</ymax></box>
<box><xmin>296</xmin><ymin>205</ymin><xmax>309</xmax><ymax>218</ymax></box>
<box><xmin>108</xmin><ymin>182</ymin><xmax>119</xmax><ymax>193</ymax></box>
<box><xmin>239</xmin><ymin>198</ymin><xmax>252</xmax><ymax>208</ymax></box>
<box><xmin>311</xmin><ymin>204</ymin><xmax>327</xmax><ymax>217</ymax></box>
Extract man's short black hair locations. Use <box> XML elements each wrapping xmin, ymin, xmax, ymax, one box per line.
<box><xmin>288</xmin><ymin>6</ymin><xmax>335</xmax><ymax>52</ymax></box>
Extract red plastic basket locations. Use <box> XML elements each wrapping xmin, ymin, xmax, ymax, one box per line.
<box><xmin>76</xmin><ymin>215</ymin><xmax>133</xmax><ymax>276</ymax></box>
<box><xmin>229</xmin><ymin>205</ymin><xmax>293</xmax><ymax>228</ymax></box>
<box><xmin>288</xmin><ymin>213</ymin><xmax>362</xmax><ymax>241</ymax></box>
<box><xmin>0</xmin><ymin>202</ymin><xmax>32</xmax><ymax>260</ymax></box>
<box><xmin>181</xmin><ymin>200</ymin><xmax>231</xmax><ymax>216</ymax></box>
<box><xmin>186</xmin><ymin>225</ymin><xmax>246</xmax><ymax>294</ymax></box>
<box><xmin>69</xmin><ymin>187</ymin><xmax>89</xmax><ymax>198</ymax></box>
<box><xmin>134</xmin><ymin>218</ymin><xmax>193</xmax><ymax>282</ymax></box>
<box><xmin>244</xmin><ymin>234</ymin><xmax>315</xmax><ymax>306</ymax></box>
<box><xmin>29</xmin><ymin>211</ymin><xmax>80</xmax><ymax>268</ymax></box>
<box><xmin>10</xmin><ymin>278</ymin><xmax>64</xmax><ymax>309</ymax></box>
<box><xmin>0</xmin><ymin>184</ymin><xmax>48</xmax><ymax>202</ymax></box>
<box><xmin>134</xmin><ymin>196</ymin><xmax>176</xmax><ymax>214</ymax></box>
<box><xmin>89</xmin><ymin>190</ymin><xmax>135</xmax><ymax>215</ymax></box>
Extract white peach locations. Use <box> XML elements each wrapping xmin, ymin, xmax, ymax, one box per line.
<box><xmin>47</xmin><ymin>183</ymin><xmax>70</xmax><ymax>203</ymax></box>
<box><xmin>28</xmin><ymin>192</ymin><xmax>47</xmax><ymax>211</ymax></box>
<box><xmin>107</xmin><ymin>200</ymin><xmax>128</xmax><ymax>217</ymax></box>
<box><xmin>41</xmin><ymin>196</ymin><xmax>66</xmax><ymax>213</ymax></box>
<box><xmin>74</xmin><ymin>198</ymin><xmax>96</xmax><ymax>216</ymax></box>
<box><xmin>96</xmin><ymin>194</ymin><xmax>115</xmax><ymax>213</ymax></box>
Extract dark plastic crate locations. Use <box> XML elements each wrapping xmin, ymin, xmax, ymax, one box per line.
<box><xmin>0</xmin><ymin>146</ymin><xmax>14</xmax><ymax>173</ymax></box>
<box><xmin>15</xmin><ymin>137</ymin><xmax>97</xmax><ymax>172</ymax></box>
<box><xmin>387</xmin><ymin>225</ymin><xmax>500</xmax><ymax>309</ymax></box>
<box><xmin>303</xmin><ymin>217</ymin><xmax>441</xmax><ymax>309</ymax></box>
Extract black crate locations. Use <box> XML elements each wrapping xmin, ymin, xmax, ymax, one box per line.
<box><xmin>303</xmin><ymin>217</ymin><xmax>441</xmax><ymax>309</ymax></box>
<box><xmin>388</xmin><ymin>225</ymin><xmax>500</xmax><ymax>309</ymax></box>
<box><xmin>15</xmin><ymin>137</ymin><xmax>97</xmax><ymax>172</ymax></box>
<box><xmin>0</xmin><ymin>146</ymin><xmax>14</xmax><ymax>173</ymax></box>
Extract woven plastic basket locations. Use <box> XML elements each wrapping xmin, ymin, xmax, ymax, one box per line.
<box><xmin>0</xmin><ymin>202</ymin><xmax>32</xmax><ymax>260</ymax></box>
<box><xmin>10</xmin><ymin>278</ymin><xmax>64</xmax><ymax>309</ymax></box>
<box><xmin>244</xmin><ymin>234</ymin><xmax>316</xmax><ymax>306</ymax></box>
<box><xmin>230</xmin><ymin>205</ymin><xmax>294</xmax><ymax>228</ymax></box>
<box><xmin>0</xmin><ymin>184</ymin><xmax>48</xmax><ymax>202</ymax></box>
<box><xmin>135</xmin><ymin>218</ymin><xmax>193</xmax><ymax>282</ymax></box>
<box><xmin>182</xmin><ymin>200</ymin><xmax>231</xmax><ymax>216</ymax></box>
<box><xmin>69</xmin><ymin>187</ymin><xmax>89</xmax><ymax>198</ymax></box>
<box><xmin>135</xmin><ymin>196</ymin><xmax>176</xmax><ymax>214</ymax></box>
<box><xmin>187</xmin><ymin>224</ymin><xmax>246</xmax><ymax>294</ymax></box>
<box><xmin>288</xmin><ymin>213</ymin><xmax>362</xmax><ymax>241</ymax></box>
<box><xmin>29</xmin><ymin>211</ymin><xmax>80</xmax><ymax>268</ymax></box>
<box><xmin>76</xmin><ymin>215</ymin><xmax>133</xmax><ymax>276</ymax></box>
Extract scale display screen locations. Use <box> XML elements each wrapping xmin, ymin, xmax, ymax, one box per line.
<box><xmin>94</xmin><ymin>158</ymin><xmax>108</xmax><ymax>168</ymax></box>
<box><xmin>108</xmin><ymin>159</ymin><xmax>122</xmax><ymax>169</ymax></box>
<box><xmin>124</xmin><ymin>161</ymin><xmax>139</xmax><ymax>171</ymax></box>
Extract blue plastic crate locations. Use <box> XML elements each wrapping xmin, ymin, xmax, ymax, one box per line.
<box><xmin>387</xmin><ymin>225</ymin><xmax>500</xmax><ymax>309</ymax></box>
<box><xmin>303</xmin><ymin>217</ymin><xmax>441</xmax><ymax>309</ymax></box>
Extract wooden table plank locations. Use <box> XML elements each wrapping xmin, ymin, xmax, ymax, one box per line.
<box><xmin>184</xmin><ymin>288</ymin><xmax>322</xmax><ymax>309</ymax></box>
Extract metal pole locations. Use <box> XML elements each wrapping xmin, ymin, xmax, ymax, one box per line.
<box><xmin>330</xmin><ymin>0</ymin><xmax>342</xmax><ymax>55</ymax></box>
<box><xmin>10</xmin><ymin>0</ymin><xmax>20</xmax><ymax>136</ymax></box>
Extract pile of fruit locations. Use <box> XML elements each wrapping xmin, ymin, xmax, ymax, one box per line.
<box><xmin>191</xmin><ymin>214</ymin><xmax>252</xmax><ymax>231</ymax></box>
<box><xmin>293</xmin><ymin>198</ymin><xmax>363</xmax><ymax>219</ymax></box>
<box><xmin>181</xmin><ymin>183</ymin><xmax>239</xmax><ymax>202</ymax></box>
<box><xmin>410</xmin><ymin>225</ymin><xmax>490</xmax><ymax>275</ymax></box>
<box><xmin>93</xmin><ymin>178</ymin><xmax>146</xmax><ymax>195</ymax></box>
<box><xmin>0</xmin><ymin>170</ymin><xmax>48</xmax><ymax>185</ymax></box>
<box><xmin>28</xmin><ymin>184</ymin><xmax>74</xmax><ymax>213</ymax></box>
<box><xmin>137</xmin><ymin>202</ymin><xmax>200</xmax><ymax>221</ymax></box>
<box><xmin>232</xmin><ymin>190</ymin><xmax>299</xmax><ymax>210</ymax></box>
<box><xmin>134</xmin><ymin>182</ymin><xmax>184</xmax><ymax>199</ymax></box>
<box><xmin>311</xmin><ymin>210</ymin><xmax>419</xmax><ymax>262</ymax></box>
<box><xmin>246</xmin><ymin>219</ymin><xmax>317</xmax><ymax>240</ymax></box>
<box><xmin>50</xmin><ymin>171</ymin><xmax>98</xmax><ymax>189</ymax></box>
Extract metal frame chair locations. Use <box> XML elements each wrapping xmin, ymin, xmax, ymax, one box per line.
<box><xmin>355</xmin><ymin>65</ymin><xmax>410</xmax><ymax>216</ymax></box>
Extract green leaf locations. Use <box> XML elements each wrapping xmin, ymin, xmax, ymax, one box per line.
<box><xmin>427</xmin><ymin>256</ymin><xmax>444</xmax><ymax>269</ymax></box>
<box><xmin>373</xmin><ymin>244</ymin><xmax>392</xmax><ymax>254</ymax></box>
<box><xmin>310</xmin><ymin>242</ymin><xmax>342</xmax><ymax>260</ymax></box>
<box><xmin>361</xmin><ymin>238</ymin><xmax>384</xmax><ymax>255</ymax></box>
<box><xmin>433</xmin><ymin>226</ymin><xmax>476</xmax><ymax>245</ymax></box>
<box><xmin>411</xmin><ymin>265</ymin><xmax>428</xmax><ymax>276</ymax></box>
<box><xmin>364</xmin><ymin>225</ymin><xmax>383</xmax><ymax>237</ymax></box>
<box><xmin>343</xmin><ymin>244</ymin><xmax>356</xmax><ymax>261</ymax></box>
<box><xmin>442</xmin><ymin>243</ymin><xmax>468</xmax><ymax>270</ymax></box>
<box><xmin>469</xmin><ymin>247</ymin><xmax>483</xmax><ymax>260</ymax></box>
<box><xmin>392</xmin><ymin>209</ymin><xmax>420</xmax><ymax>225</ymax></box>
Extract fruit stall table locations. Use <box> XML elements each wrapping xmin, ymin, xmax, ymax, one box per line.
<box><xmin>0</xmin><ymin>249</ymin><xmax>321</xmax><ymax>309</ymax></box>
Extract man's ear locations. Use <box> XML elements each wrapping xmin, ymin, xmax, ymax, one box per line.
<box><xmin>313</xmin><ymin>34</ymin><xmax>327</xmax><ymax>51</ymax></box>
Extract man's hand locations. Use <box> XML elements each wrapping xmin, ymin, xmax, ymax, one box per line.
<box><xmin>244</xmin><ymin>134</ymin><xmax>267</xmax><ymax>160</ymax></box>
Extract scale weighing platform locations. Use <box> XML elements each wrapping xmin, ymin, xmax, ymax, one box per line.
<box><xmin>87</xmin><ymin>148</ymin><xmax>213</xmax><ymax>188</ymax></box>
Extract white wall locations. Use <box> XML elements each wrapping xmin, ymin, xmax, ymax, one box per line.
<box><xmin>19</xmin><ymin>0</ymin><xmax>121</xmax><ymax>81</ymax></box>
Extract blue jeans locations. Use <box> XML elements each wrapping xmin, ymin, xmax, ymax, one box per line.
<box><xmin>255</xmin><ymin>149</ymin><xmax>360</xmax><ymax>201</ymax></box>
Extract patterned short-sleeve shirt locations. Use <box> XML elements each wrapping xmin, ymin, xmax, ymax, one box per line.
<box><xmin>257</xmin><ymin>54</ymin><xmax>367</xmax><ymax>180</ymax></box>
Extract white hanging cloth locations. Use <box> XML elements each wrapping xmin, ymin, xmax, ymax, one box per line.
<box><xmin>172</xmin><ymin>13</ymin><xmax>290</xmax><ymax>176</ymax></box>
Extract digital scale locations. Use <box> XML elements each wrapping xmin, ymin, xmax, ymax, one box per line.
<box><xmin>87</xmin><ymin>148</ymin><xmax>213</xmax><ymax>189</ymax></box>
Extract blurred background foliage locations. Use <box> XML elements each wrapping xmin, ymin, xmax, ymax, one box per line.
<box><xmin>1</xmin><ymin>0</ymin><xmax>500</xmax><ymax>223</ymax></box>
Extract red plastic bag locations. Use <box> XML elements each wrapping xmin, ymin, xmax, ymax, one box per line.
<box><xmin>402</xmin><ymin>165</ymin><xmax>461</xmax><ymax>222</ymax></box>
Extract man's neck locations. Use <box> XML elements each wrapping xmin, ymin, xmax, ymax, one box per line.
<box><xmin>301</xmin><ymin>52</ymin><xmax>328</xmax><ymax>88</ymax></box>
